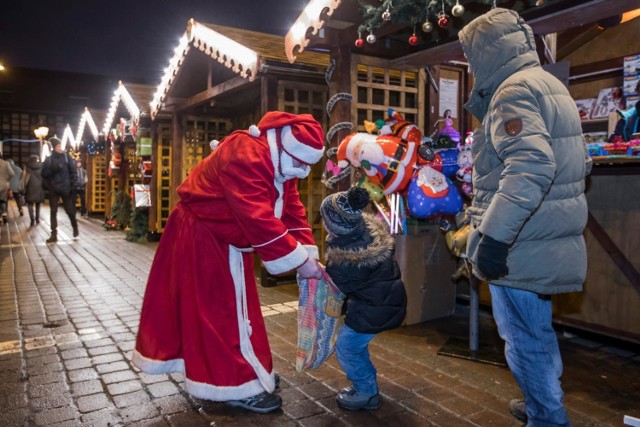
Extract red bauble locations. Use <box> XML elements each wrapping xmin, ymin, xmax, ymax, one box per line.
<box><xmin>408</xmin><ymin>34</ymin><xmax>418</xmax><ymax>46</ymax></box>
<box><xmin>355</xmin><ymin>38</ymin><xmax>364</xmax><ymax>48</ymax></box>
<box><xmin>438</xmin><ymin>15</ymin><xmax>449</xmax><ymax>28</ymax></box>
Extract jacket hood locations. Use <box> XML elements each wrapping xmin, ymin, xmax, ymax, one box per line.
<box><xmin>325</xmin><ymin>213</ymin><xmax>394</xmax><ymax>267</ymax></box>
<box><xmin>458</xmin><ymin>8</ymin><xmax>540</xmax><ymax>120</ymax></box>
<box><xmin>27</xmin><ymin>157</ymin><xmax>42</xmax><ymax>171</ymax></box>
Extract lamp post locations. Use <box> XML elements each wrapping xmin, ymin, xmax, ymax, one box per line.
<box><xmin>34</xmin><ymin>126</ymin><xmax>49</xmax><ymax>160</ymax></box>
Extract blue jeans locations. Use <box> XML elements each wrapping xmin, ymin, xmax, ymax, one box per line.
<box><xmin>335</xmin><ymin>325</ymin><xmax>378</xmax><ymax>396</ymax></box>
<box><xmin>490</xmin><ymin>284</ymin><xmax>570</xmax><ymax>427</ymax></box>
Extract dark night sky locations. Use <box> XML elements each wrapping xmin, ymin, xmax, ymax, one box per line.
<box><xmin>0</xmin><ymin>0</ymin><xmax>308</xmax><ymax>84</ymax></box>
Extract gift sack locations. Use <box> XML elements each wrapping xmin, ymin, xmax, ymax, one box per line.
<box><xmin>296</xmin><ymin>270</ymin><xmax>344</xmax><ymax>372</ymax></box>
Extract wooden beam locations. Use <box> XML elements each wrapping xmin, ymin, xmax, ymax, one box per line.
<box><xmin>174</xmin><ymin>76</ymin><xmax>251</xmax><ymax>113</ymax></box>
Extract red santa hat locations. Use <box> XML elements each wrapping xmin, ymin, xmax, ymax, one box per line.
<box><xmin>248</xmin><ymin>112</ymin><xmax>325</xmax><ymax>165</ymax></box>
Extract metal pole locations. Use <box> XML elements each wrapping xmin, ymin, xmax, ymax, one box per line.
<box><xmin>469</xmin><ymin>275</ymin><xmax>479</xmax><ymax>354</ymax></box>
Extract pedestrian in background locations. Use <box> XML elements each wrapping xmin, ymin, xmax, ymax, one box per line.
<box><xmin>41</xmin><ymin>137</ymin><xmax>78</xmax><ymax>242</ymax></box>
<box><xmin>23</xmin><ymin>154</ymin><xmax>45</xmax><ymax>227</ymax></box>
<box><xmin>0</xmin><ymin>157</ymin><xmax>14</xmax><ymax>224</ymax></box>
<box><xmin>74</xmin><ymin>160</ymin><xmax>88</xmax><ymax>217</ymax></box>
<box><xmin>6</xmin><ymin>158</ymin><xmax>24</xmax><ymax>216</ymax></box>
<box><xmin>459</xmin><ymin>8</ymin><xmax>591</xmax><ymax>426</ymax></box>
<box><xmin>320</xmin><ymin>186</ymin><xmax>407</xmax><ymax>412</ymax></box>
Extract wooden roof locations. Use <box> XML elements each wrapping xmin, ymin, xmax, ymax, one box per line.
<box><xmin>205</xmin><ymin>24</ymin><xmax>330</xmax><ymax>69</ymax></box>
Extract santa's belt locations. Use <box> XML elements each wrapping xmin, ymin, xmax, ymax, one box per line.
<box><xmin>380</xmin><ymin>141</ymin><xmax>407</xmax><ymax>187</ymax></box>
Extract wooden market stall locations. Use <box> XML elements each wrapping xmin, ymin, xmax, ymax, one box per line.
<box><xmin>73</xmin><ymin>108</ymin><xmax>105</xmax><ymax>215</ymax></box>
<box><xmin>284</xmin><ymin>0</ymin><xmax>640</xmax><ymax>339</ymax></box>
<box><xmin>148</xmin><ymin>19</ymin><xmax>333</xmax><ymax>255</ymax></box>
<box><xmin>101</xmin><ymin>81</ymin><xmax>154</xmax><ymax>219</ymax></box>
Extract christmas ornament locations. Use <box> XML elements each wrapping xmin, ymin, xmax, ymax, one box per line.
<box><xmin>355</xmin><ymin>37</ymin><xmax>364</xmax><ymax>48</ymax></box>
<box><xmin>366</xmin><ymin>33</ymin><xmax>377</xmax><ymax>44</ymax></box>
<box><xmin>438</xmin><ymin>12</ymin><xmax>449</xmax><ymax>28</ymax></box>
<box><xmin>382</xmin><ymin>8</ymin><xmax>391</xmax><ymax>21</ymax></box>
<box><xmin>452</xmin><ymin>1</ymin><xmax>465</xmax><ymax>17</ymax></box>
<box><xmin>422</xmin><ymin>20</ymin><xmax>433</xmax><ymax>33</ymax></box>
<box><xmin>408</xmin><ymin>33</ymin><xmax>418</xmax><ymax>46</ymax></box>
<box><xmin>536</xmin><ymin>0</ymin><xmax>544</xmax><ymax>5</ymax></box>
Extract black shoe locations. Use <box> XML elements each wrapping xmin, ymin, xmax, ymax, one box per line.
<box><xmin>19</xmin><ymin>210</ymin><xmax>23</xmax><ymax>216</ymax></box>
<box><xmin>339</xmin><ymin>385</ymin><xmax>355</xmax><ymax>396</ymax></box>
<box><xmin>73</xmin><ymin>227</ymin><xmax>79</xmax><ymax>238</ymax></box>
<box><xmin>46</xmin><ymin>235</ymin><xmax>57</xmax><ymax>243</ymax></box>
<box><xmin>36</xmin><ymin>218</ymin><xmax>40</xmax><ymax>225</ymax></box>
<box><xmin>30</xmin><ymin>219</ymin><xmax>35</xmax><ymax>227</ymax></box>
<box><xmin>509</xmin><ymin>399</ymin><xmax>527</xmax><ymax>422</ymax></box>
<box><xmin>2</xmin><ymin>216</ymin><xmax>7</xmax><ymax>224</ymax></box>
<box><xmin>227</xmin><ymin>392</ymin><xmax>282</xmax><ymax>414</ymax></box>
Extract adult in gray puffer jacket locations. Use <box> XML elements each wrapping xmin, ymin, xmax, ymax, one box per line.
<box><xmin>459</xmin><ymin>8</ymin><xmax>591</xmax><ymax>427</ymax></box>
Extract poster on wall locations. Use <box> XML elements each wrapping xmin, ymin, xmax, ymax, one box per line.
<box><xmin>574</xmin><ymin>99</ymin><xmax>595</xmax><ymax>121</ymax></box>
<box><xmin>438</xmin><ymin>78</ymin><xmax>458</xmax><ymax>118</ymax></box>
<box><xmin>590</xmin><ymin>87</ymin><xmax>624</xmax><ymax>119</ymax></box>
<box><xmin>623</xmin><ymin>54</ymin><xmax>640</xmax><ymax>76</ymax></box>
<box><xmin>624</xmin><ymin>75</ymin><xmax>639</xmax><ymax>98</ymax></box>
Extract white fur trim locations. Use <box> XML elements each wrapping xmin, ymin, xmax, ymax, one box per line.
<box><xmin>302</xmin><ymin>244</ymin><xmax>319</xmax><ymax>260</ymax></box>
<box><xmin>229</xmin><ymin>246</ymin><xmax>276</xmax><ymax>393</ymax></box>
<box><xmin>131</xmin><ymin>349</ymin><xmax>275</xmax><ymax>401</ymax></box>
<box><xmin>280</xmin><ymin>125</ymin><xmax>324</xmax><ymax>165</ymax></box>
<box><xmin>249</xmin><ymin>125</ymin><xmax>261</xmax><ymax>137</ymax></box>
<box><xmin>266</xmin><ymin>129</ymin><xmax>285</xmax><ymax>217</ymax></box>
<box><xmin>263</xmin><ymin>242</ymin><xmax>308</xmax><ymax>275</ymax></box>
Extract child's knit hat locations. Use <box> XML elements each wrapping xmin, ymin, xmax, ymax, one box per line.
<box><xmin>320</xmin><ymin>186</ymin><xmax>370</xmax><ymax>235</ymax></box>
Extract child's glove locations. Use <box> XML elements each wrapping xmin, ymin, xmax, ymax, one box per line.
<box><xmin>476</xmin><ymin>234</ymin><xmax>509</xmax><ymax>281</ymax></box>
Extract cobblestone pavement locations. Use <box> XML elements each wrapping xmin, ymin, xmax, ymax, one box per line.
<box><xmin>1</xmin><ymin>202</ymin><xmax>639</xmax><ymax>426</ymax></box>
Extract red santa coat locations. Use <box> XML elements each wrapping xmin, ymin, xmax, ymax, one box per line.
<box><xmin>132</xmin><ymin>129</ymin><xmax>318</xmax><ymax>401</ymax></box>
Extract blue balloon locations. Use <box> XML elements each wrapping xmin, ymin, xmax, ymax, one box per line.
<box><xmin>407</xmin><ymin>173</ymin><xmax>463</xmax><ymax>219</ymax></box>
<box><xmin>438</xmin><ymin>148</ymin><xmax>461</xmax><ymax>178</ymax></box>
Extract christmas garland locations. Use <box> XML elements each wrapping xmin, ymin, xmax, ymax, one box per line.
<box><xmin>356</xmin><ymin>0</ymin><xmax>543</xmax><ymax>37</ymax></box>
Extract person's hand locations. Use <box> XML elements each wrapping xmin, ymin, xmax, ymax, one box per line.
<box><xmin>297</xmin><ymin>257</ymin><xmax>324</xmax><ymax>280</ymax></box>
<box><xmin>475</xmin><ymin>234</ymin><xmax>509</xmax><ymax>281</ymax></box>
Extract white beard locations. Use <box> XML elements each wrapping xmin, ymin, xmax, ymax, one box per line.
<box><xmin>279</xmin><ymin>150</ymin><xmax>311</xmax><ymax>181</ymax></box>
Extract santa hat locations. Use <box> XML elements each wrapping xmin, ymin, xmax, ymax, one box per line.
<box><xmin>249</xmin><ymin>112</ymin><xmax>325</xmax><ymax>165</ymax></box>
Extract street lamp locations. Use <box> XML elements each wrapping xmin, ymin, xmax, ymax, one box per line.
<box><xmin>34</xmin><ymin>126</ymin><xmax>49</xmax><ymax>161</ymax></box>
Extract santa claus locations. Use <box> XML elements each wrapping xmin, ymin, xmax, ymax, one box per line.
<box><xmin>132</xmin><ymin>112</ymin><xmax>325</xmax><ymax>413</ymax></box>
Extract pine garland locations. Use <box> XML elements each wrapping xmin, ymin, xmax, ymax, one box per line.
<box><xmin>357</xmin><ymin>0</ymin><xmax>497</xmax><ymax>34</ymax></box>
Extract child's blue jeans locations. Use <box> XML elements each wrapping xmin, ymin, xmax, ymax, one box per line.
<box><xmin>335</xmin><ymin>324</ymin><xmax>378</xmax><ymax>396</ymax></box>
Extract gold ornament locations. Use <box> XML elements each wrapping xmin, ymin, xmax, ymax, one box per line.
<box><xmin>422</xmin><ymin>20</ymin><xmax>433</xmax><ymax>33</ymax></box>
<box><xmin>452</xmin><ymin>3</ymin><xmax>465</xmax><ymax>17</ymax></box>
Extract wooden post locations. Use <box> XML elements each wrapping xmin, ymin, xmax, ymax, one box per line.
<box><xmin>260</xmin><ymin>75</ymin><xmax>278</xmax><ymax>116</ymax></box>
<box><xmin>329</xmin><ymin>44</ymin><xmax>352</xmax><ymax>193</ymax></box>
<box><xmin>104</xmin><ymin>138</ymin><xmax>112</xmax><ymax>218</ymax></box>
<box><xmin>170</xmin><ymin>113</ymin><xmax>183</xmax><ymax>211</ymax></box>
<box><xmin>148</xmin><ymin>122</ymin><xmax>158</xmax><ymax>232</ymax></box>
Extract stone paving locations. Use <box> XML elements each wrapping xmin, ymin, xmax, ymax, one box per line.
<box><xmin>0</xmin><ymin>201</ymin><xmax>639</xmax><ymax>426</ymax></box>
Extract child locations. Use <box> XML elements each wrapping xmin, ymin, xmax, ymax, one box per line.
<box><xmin>320</xmin><ymin>186</ymin><xmax>407</xmax><ymax>411</ymax></box>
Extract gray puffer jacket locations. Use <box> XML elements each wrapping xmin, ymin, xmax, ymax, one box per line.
<box><xmin>458</xmin><ymin>8</ymin><xmax>591</xmax><ymax>294</ymax></box>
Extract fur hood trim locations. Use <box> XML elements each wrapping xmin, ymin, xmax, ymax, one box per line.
<box><xmin>325</xmin><ymin>213</ymin><xmax>395</xmax><ymax>267</ymax></box>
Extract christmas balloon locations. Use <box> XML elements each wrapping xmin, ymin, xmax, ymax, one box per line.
<box><xmin>409</xmin><ymin>34</ymin><xmax>418</xmax><ymax>46</ymax></box>
<box><xmin>407</xmin><ymin>166</ymin><xmax>463</xmax><ymax>218</ymax></box>
<box><xmin>357</xmin><ymin>177</ymin><xmax>384</xmax><ymax>202</ymax></box>
<box><xmin>421</xmin><ymin>20</ymin><xmax>433</xmax><ymax>33</ymax></box>
<box><xmin>355</xmin><ymin>38</ymin><xmax>364</xmax><ymax>48</ymax></box>
<box><xmin>366</xmin><ymin>33</ymin><xmax>377</xmax><ymax>44</ymax></box>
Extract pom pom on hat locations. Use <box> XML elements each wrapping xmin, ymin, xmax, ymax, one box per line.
<box><xmin>248</xmin><ymin>125</ymin><xmax>261</xmax><ymax>137</ymax></box>
<box><xmin>320</xmin><ymin>187</ymin><xmax>370</xmax><ymax>236</ymax></box>
<box><xmin>256</xmin><ymin>112</ymin><xmax>325</xmax><ymax>165</ymax></box>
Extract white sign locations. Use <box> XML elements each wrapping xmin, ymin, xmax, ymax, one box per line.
<box><xmin>439</xmin><ymin>78</ymin><xmax>458</xmax><ymax>118</ymax></box>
